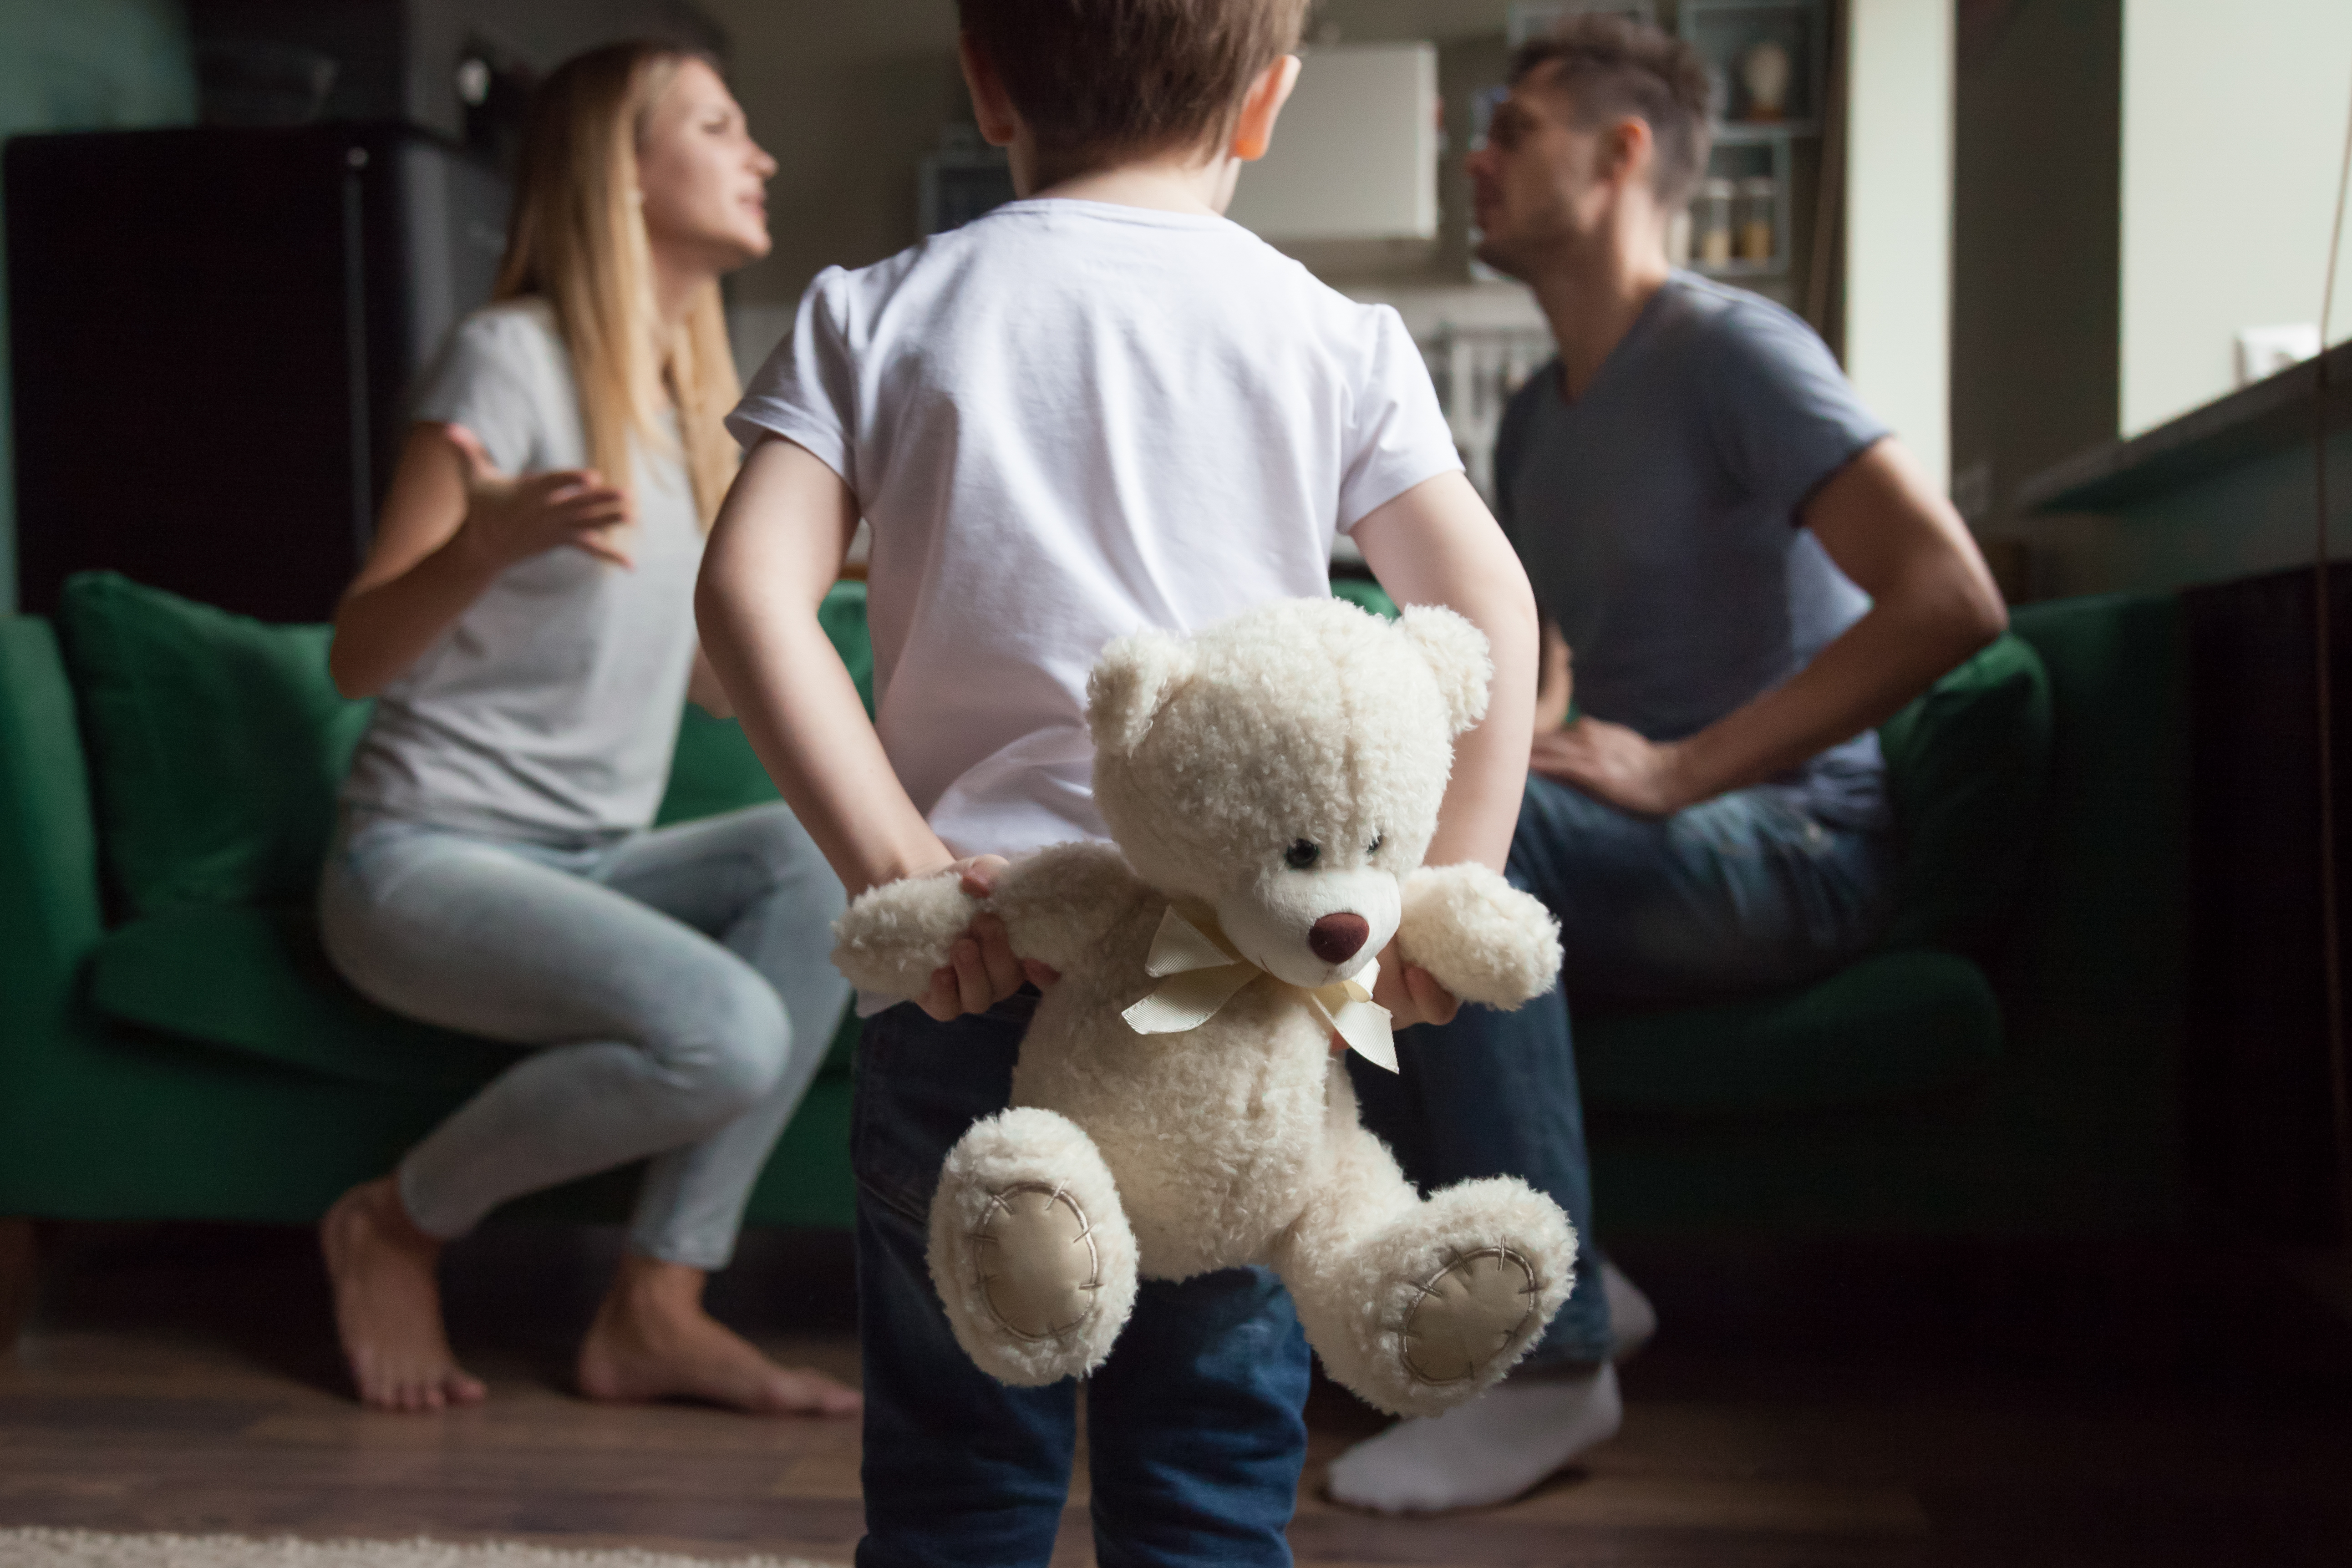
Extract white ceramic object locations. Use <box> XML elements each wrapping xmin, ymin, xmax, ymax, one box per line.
<box><xmin>1741</xmin><ymin>39</ymin><xmax>1793</xmax><ymax>121</ymax></box>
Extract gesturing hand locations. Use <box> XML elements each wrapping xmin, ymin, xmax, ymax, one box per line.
<box><xmin>1531</xmin><ymin>717</ymin><xmax>1693</xmax><ymax>819</ymax></box>
<box><xmin>442</xmin><ymin>424</ymin><xmax>635</xmax><ymax>573</ymax></box>
<box><xmin>916</xmin><ymin>855</ymin><xmax>1062</xmax><ymax>1022</ymax></box>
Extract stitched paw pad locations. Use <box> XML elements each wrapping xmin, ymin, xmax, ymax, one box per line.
<box><xmin>971</xmin><ymin>1182</ymin><xmax>1102</xmax><ymax>1341</ymax></box>
<box><xmin>1401</xmin><ymin>1245</ymin><xmax>1542</xmax><ymax>1386</ymax></box>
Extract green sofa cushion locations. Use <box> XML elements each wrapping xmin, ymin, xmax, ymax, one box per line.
<box><xmin>54</xmin><ymin>573</ymin><xmax>371</xmax><ymax>918</ymax></box>
<box><xmin>1577</xmin><ymin>948</ymin><xmax>2003</xmax><ymax>1116</ymax></box>
<box><xmin>1331</xmin><ymin>578</ymin><xmax>1400</xmax><ymax>619</ymax></box>
<box><xmin>658</xmin><ymin>579</ymin><xmax>874</xmax><ymax>824</ymax></box>
<box><xmin>1875</xmin><ymin>632</ymin><xmax>2052</xmax><ymax>954</ymax></box>
<box><xmin>0</xmin><ymin>617</ymin><xmax>107</xmax><ymax>1014</ymax></box>
<box><xmin>91</xmin><ymin>904</ymin><xmax>520</xmax><ymax>1089</ymax></box>
<box><xmin>90</xmin><ymin>903</ymin><xmax>861</xmax><ymax>1090</ymax></box>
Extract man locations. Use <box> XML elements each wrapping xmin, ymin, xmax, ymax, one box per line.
<box><xmin>1331</xmin><ymin>15</ymin><xmax>2007</xmax><ymax>1515</ymax></box>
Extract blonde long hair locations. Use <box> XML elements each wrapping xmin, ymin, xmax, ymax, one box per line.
<box><xmin>492</xmin><ymin>41</ymin><xmax>741</xmax><ymax>527</ymax></box>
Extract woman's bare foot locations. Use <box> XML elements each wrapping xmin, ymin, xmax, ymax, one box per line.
<box><xmin>576</xmin><ymin>1254</ymin><xmax>861</xmax><ymax>1417</ymax></box>
<box><xmin>319</xmin><ymin>1177</ymin><xmax>486</xmax><ymax>1412</ymax></box>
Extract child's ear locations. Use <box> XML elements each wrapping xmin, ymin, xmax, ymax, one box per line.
<box><xmin>1232</xmin><ymin>53</ymin><xmax>1302</xmax><ymax>162</ymax></box>
<box><xmin>1398</xmin><ymin>606</ymin><xmax>1494</xmax><ymax>737</ymax></box>
<box><xmin>1087</xmin><ymin>629</ymin><xmax>1192</xmax><ymax>756</ymax></box>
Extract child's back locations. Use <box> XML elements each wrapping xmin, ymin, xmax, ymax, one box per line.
<box><xmin>732</xmin><ymin>196</ymin><xmax>1454</xmax><ymax>857</ymax></box>
<box><xmin>700</xmin><ymin>5</ymin><xmax>1538</xmax><ymax>1562</ymax></box>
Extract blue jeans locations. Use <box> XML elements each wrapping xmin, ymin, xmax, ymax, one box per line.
<box><xmin>1352</xmin><ymin>775</ymin><xmax>1894</xmax><ymax>1367</ymax></box>
<box><xmin>853</xmin><ymin>991</ymin><xmax>1310</xmax><ymax>1568</ymax></box>
<box><xmin>319</xmin><ymin>802</ymin><xmax>848</xmax><ymax>1270</ymax></box>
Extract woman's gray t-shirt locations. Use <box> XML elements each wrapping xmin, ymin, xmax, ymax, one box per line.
<box><xmin>1496</xmin><ymin>272</ymin><xmax>1892</xmax><ymax>830</ymax></box>
<box><xmin>340</xmin><ymin>299</ymin><xmax>705</xmax><ymax>844</ymax></box>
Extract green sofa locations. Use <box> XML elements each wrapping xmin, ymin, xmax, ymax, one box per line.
<box><xmin>0</xmin><ymin>573</ymin><xmax>2187</xmax><ymax>1289</ymax></box>
<box><xmin>0</xmin><ymin>574</ymin><xmax>874</xmax><ymax>1238</ymax></box>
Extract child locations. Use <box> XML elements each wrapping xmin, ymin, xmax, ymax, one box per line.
<box><xmin>696</xmin><ymin>2</ymin><xmax>1539</xmax><ymax>1560</ymax></box>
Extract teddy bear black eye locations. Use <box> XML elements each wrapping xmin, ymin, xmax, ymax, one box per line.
<box><xmin>1367</xmin><ymin>834</ymin><xmax>1384</xmax><ymax>856</ymax></box>
<box><xmin>1283</xmin><ymin>839</ymin><xmax>1321</xmax><ymax>871</ymax></box>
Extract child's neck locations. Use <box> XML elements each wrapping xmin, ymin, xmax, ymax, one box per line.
<box><xmin>1021</xmin><ymin>144</ymin><xmax>1238</xmax><ymax>218</ymax></box>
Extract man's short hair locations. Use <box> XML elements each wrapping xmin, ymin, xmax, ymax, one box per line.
<box><xmin>958</xmin><ymin>0</ymin><xmax>1310</xmax><ymax>168</ymax></box>
<box><xmin>1512</xmin><ymin>13</ymin><xmax>1714</xmax><ymax>209</ymax></box>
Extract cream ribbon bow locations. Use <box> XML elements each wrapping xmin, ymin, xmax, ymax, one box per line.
<box><xmin>1120</xmin><ymin>904</ymin><xmax>1398</xmax><ymax>1072</ymax></box>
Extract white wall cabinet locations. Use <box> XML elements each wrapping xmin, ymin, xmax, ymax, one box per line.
<box><xmin>1227</xmin><ymin>42</ymin><xmax>1439</xmax><ymax>252</ymax></box>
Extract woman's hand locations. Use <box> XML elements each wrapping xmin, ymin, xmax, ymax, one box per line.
<box><xmin>443</xmin><ymin>425</ymin><xmax>636</xmax><ymax>573</ymax></box>
<box><xmin>915</xmin><ymin>855</ymin><xmax>1062</xmax><ymax>1022</ymax></box>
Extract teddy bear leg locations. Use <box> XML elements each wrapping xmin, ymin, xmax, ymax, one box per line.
<box><xmin>926</xmin><ymin>1106</ymin><xmax>1140</xmax><ymax>1387</ymax></box>
<box><xmin>1282</xmin><ymin>1127</ymin><xmax>1576</xmax><ymax>1418</ymax></box>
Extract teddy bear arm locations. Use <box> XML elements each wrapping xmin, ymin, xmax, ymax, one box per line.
<box><xmin>1394</xmin><ymin>863</ymin><xmax>1564</xmax><ymax>1010</ymax></box>
<box><xmin>830</xmin><ymin>873</ymin><xmax>983</xmax><ymax>999</ymax></box>
<box><xmin>986</xmin><ymin>841</ymin><xmax>1154</xmax><ymax>974</ymax></box>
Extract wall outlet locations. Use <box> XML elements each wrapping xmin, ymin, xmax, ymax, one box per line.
<box><xmin>2235</xmin><ymin>323</ymin><xmax>2320</xmax><ymax>387</ymax></box>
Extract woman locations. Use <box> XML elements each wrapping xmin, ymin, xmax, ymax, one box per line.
<box><xmin>317</xmin><ymin>41</ymin><xmax>857</xmax><ymax>1418</ymax></box>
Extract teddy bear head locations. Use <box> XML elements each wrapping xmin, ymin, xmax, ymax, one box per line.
<box><xmin>1086</xmin><ymin>597</ymin><xmax>1493</xmax><ymax>990</ymax></box>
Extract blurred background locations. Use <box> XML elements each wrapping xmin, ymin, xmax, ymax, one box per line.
<box><xmin>4</xmin><ymin>5</ymin><xmax>2352</xmax><ymax>1563</ymax></box>
<box><xmin>4</xmin><ymin>0</ymin><xmax>2350</xmax><ymax>619</ymax></box>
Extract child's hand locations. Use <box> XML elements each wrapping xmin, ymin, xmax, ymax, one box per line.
<box><xmin>1330</xmin><ymin>940</ymin><xmax>1457</xmax><ymax>1053</ymax></box>
<box><xmin>916</xmin><ymin>855</ymin><xmax>1062</xmax><ymax>1021</ymax></box>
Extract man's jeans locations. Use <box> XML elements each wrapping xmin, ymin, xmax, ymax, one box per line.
<box><xmin>1353</xmin><ymin>774</ymin><xmax>1895</xmax><ymax>1368</ymax></box>
<box><xmin>852</xmin><ymin>991</ymin><xmax>1310</xmax><ymax>1568</ymax></box>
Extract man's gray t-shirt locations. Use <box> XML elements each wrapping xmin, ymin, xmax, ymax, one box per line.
<box><xmin>340</xmin><ymin>299</ymin><xmax>705</xmax><ymax>844</ymax></box>
<box><xmin>1497</xmin><ymin>272</ymin><xmax>1892</xmax><ymax>829</ymax></box>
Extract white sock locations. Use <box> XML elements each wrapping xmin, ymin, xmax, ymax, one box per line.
<box><xmin>1602</xmin><ymin>1259</ymin><xmax>1657</xmax><ymax>1362</ymax></box>
<box><xmin>1324</xmin><ymin>1361</ymin><xmax>1623</xmax><ymax>1514</ymax></box>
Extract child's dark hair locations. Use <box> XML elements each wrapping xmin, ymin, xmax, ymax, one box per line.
<box><xmin>958</xmin><ymin>0</ymin><xmax>1311</xmax><ymax>172</ymax></box>
<box><xmin>1512</xmin><ymin>13</ymin><xmax>1713</xmax><ymax>208</ymax></box>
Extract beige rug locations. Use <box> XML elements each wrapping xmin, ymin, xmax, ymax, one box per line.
<box><xmin>0</xmin><ymin>1532</ymin><xmax>838</xmax><ymax>1568</ymax></box>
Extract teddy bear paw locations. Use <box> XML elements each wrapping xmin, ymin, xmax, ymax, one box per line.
<box><xmin>927</xmin><ymin>1106</ymin><xmax>1141</xmax><ymax>1386</ymax></box>
<box><xmin>1397</xmin><ymin>865</ymin><xmax>1563</xmax><ymax>1009</ymax></box>
<box><xmin>968</xmin><ymin>1181</ymin><xmax>1104</xmax><ymax>1342</ymax></box>
<box><xmin>1399</xmin><ymin>1244</ymin><xmax>1544</xmax><ymax>1386</ymax></box>
<box><xmin>1291</xmin><ymin>1174</ymin><xmax>1575</xmax><ymax>1416</ymax></box>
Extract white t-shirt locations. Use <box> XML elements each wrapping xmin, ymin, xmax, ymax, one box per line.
<box><xmin>728</xmin><ymin>198</ymin><xmax>1461</xmax><ymax>859</ymax></box>
<box><xmin>342</xmin><ymin>300</ymin><xmax>703</xmax><ymax>843</ymax></box>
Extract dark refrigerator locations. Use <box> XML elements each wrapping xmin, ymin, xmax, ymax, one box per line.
<box><xmin>5</xmin><ymin>124</ymin><xmax>508</xmax><ymax>622</ymax></box>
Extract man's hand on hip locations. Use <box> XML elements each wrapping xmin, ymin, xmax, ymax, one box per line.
<box><xmin>1531</xmin><ymin>718</ymin><xmax>1693</xmax><ymax>819</ymax></box>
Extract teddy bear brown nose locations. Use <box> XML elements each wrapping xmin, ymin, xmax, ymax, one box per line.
<box><xmin>1308</xmin><ymin>913</ymin><xmax>1371</xmax><ymax>964</ymax></box>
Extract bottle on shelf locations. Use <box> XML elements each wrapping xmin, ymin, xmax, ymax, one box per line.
<box><xmin>1697</xmin><ymin>177</ymin><xmax>1737</xmax><ymax>266</ymax></box>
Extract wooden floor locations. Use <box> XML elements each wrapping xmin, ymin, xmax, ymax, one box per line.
<box><xmin>4</xmin><ymin>1221</ymin><xmax>2351</xmax><ymax>1566</ymax></box>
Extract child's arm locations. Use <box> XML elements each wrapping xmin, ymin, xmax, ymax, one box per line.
<box><xmin>834</xmin><ymin>842</ymin><xmax>1148</xmax><ymax>1000</ymax></box>
<box><xmin>1351</xmin><ymin>471</ymin><xmax>1542</xmax><ymax>1027</ymax></box>
<box><xmin>696</xmin><ymin>436</ymin><xmax>1034</xmax><ymax>1018</ymax></box>
<box><xmin>1352</xmin><ymin>471</ymin><xmax>1540</xmax><ymax>875</ymax></box>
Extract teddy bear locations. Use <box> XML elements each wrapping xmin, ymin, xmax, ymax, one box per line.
<box><xmin>831</xmin><ymin>596</ymin><xmax>1574</xmax><ymax>1417</ymax></box>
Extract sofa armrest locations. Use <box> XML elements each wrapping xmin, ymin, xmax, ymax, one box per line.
<box><xmin>0</xmin><ymin>617</ymin><xmax>105</xmax><ymax>1042</ymax></box>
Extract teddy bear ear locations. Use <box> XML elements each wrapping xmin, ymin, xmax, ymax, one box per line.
<box><xmin>1087</xmin><ymin>627</ymin><xmax>1193</xmax><ymax>756</ymax></box>
<box><xmin>1398</xmin><ymin>605</ymin><xmax>1494</xmax><ymax>737</ymax></box>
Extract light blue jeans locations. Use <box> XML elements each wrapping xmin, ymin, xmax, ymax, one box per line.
<box><xmin>318</xmin><ymin>802</ymin><xmax>849</xmax><ymax>1270</ymax></box>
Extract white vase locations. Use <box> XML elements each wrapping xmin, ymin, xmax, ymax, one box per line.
<box><xmin>1741</xmin><ymin>39</ymin><xmax>1793</xmax><ymax>122</ymax></box>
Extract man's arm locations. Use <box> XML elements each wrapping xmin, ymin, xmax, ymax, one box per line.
<box><xmin>1534</xmin><ymin>436</ymin><xmax>2007</xmax><ymax>816</ymax></box>
<box><xmin>696</xmin><ymin>436</ymin><xmax>1036</xmax><ymax>1018</ymax></box>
